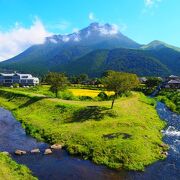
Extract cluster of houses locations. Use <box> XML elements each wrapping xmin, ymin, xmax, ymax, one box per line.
<box><xmin>139</xmin><ymin>75</ymin><xmax>180</xmax><ymax>89</ymax></box>
<box><xmin>164</xmin><ymin>75</ymin><xmax>180</xmax><ymax>89</ymax></box>
<box><xmin>0</xmin><ymin>73</ymin><xmax>39</xmax><ymax>87</ymax></box>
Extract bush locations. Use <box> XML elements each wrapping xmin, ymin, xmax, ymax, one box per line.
<box><xmin>58</xmin><ymin>90</ymin><xmax>77</xmax><ymax>100</ymax></box>
<box><xmin>98</xmin><ymin>91</ymin><xmax>108</xmax><ymax>100</ymax></box>
<box><xmin>79</xmin><ymin>96</ymin><xmax>93</xmax><ymax>101</ymax></box>
<box><xmin>13</xmin><ymin>83</ymin><xmax>19</xmax><ymax>88</ymax></box>
<box><xmin>157</xmin><ymin>96</ymin><xmax>177</xmax><ymax>112</ymax></box>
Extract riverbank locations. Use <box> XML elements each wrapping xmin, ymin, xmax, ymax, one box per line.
<box><xmin>0</xmin><ymin>88</ymin><xmax>167</xmax><ymax>171</ymax></box>
<box><xmin>0</xmin><ymin>153</ymin><xmax>36</xmax><ymax>180</ymax></box>
<box><xmin>157</xmin><ymin>89</ymin><xmax>180</xmax><ymax>114</ymax></box>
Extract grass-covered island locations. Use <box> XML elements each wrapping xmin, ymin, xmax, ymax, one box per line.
<box><xmin>0</xmin><ymin>87</ymin><xmax>168</xmax><ymax>171</ymax></box>
<box><xmin>0</xmin><ymin>153</ymin><xmax>36</xmax><ymax>180</ymax></box>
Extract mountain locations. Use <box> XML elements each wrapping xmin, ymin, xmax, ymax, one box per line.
<box><xmin>62</xmin><ymin>48</ymin><xmax>169</xmax><ymax>77</ymax></box>
<box><xmin>141</xmin><ymin>40</ymin><xmax>180</xmax><ymax>52</ymax></box>
<box><xmin>0</xmin><ymin>23</ymin><xmax>180</xmax><ymax>77</ymax></box>
<box><xmin>0</xmin><ymin>23</ymin><xmax>141</xmax><ymax>75</ymax></box>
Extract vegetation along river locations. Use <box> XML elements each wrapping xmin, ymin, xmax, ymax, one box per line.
<box><xmin>0</xmin><ymin>101</ymin><xmax>179</xmax><ymax>180</ymax></box>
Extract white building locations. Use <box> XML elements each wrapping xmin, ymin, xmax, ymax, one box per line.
<box><xmin>0</xmin><ymin>73</ymin><xmax>39</xmax><ymax>86</ymax></box>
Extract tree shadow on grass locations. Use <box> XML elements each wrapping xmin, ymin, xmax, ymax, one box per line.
<box><xmin>69</xmin><ymin>106</ymin><xmax>117</xmax><ymax>123</ymax></box>
<box><xmin>18</xmin><ymin>96</ymin><xmax>47</xmax><ymax>109</ymax></box>
<box><xmin>103</xmin><ymin>132</ymin><xmax>132</xmax><ymax>140</ymax></box>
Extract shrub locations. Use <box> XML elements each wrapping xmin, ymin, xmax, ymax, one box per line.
<box><xmin>79</xmin><ymin>96</ymin><xmax>93</xmax><ymax>101</ymax></box>
<box><xmin>58</xmin><ymin>90</ymin><xmax>77</xmax><ymax>100</ymax></box>
<box><xmin>13</xmin><ymin>83</ymin><xmax>19</xmax><ymax>88</ymax></box>
<box><xmin>98</xmin><ymin>91</ymin><xmax>108</xmax><ymax>100</ymax></box>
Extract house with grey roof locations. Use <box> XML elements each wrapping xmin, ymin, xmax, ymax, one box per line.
<box><xmin>164</xmin><ymin>75</ymin><xmax>180</xmax><ymax>89</ymax></box>
<box><xmin>0</xmin><ymin>73</ymin><xmax>39</xmax><ymax>86</ymax></box>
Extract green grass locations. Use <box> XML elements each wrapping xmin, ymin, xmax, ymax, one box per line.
<box><xmin>0</xmin><ymin>88</ymin><xmax>166</xmax><ymax>171</ymax></box>
<box><xmin>0</xmin><ymin>153</ymin><xmax>37</xmax><ymax>180</ymax></box>
<box><xmin>157</xmin><ymin>89</ymin><xmax>180</xmax><ymax>114</ymax></box>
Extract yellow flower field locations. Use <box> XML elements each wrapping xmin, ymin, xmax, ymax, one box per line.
<box><xmin>69</xmin><ymin>88</ymin><xmax>114</xmax><ymax>97</ymax></box>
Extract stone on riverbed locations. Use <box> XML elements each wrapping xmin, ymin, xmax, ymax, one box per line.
<box><xmin>31</xmin><ymin>148</ymin><xmax>40</xmax><ymax>153</ymax></box>
<box><xmin>51</xmin><ymin>144</ymin><xmax>62</xmax><ymax>150</ymax></box>
<box><xmin>15</xmin><ymin>150</ymin><xmax>26</xmax><ymax>155</ymax></box>
<box><xmin>44</xmin><ymin>148</ymin><xmax>52</xmax><ymax>155</ymax></box>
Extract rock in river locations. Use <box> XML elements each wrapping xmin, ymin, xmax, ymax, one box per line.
<box><xmin>51</xmin><ymin>144</ymin><xmax>62</xmax><ymax>150</ymax></box>
<box><xmin>15</xmin><ymin>150</ymin><xmax>26</xmax><ymax>155</ymax></box>
<box><xmin>44</xmin><ymin>148</ymin><xmax>52</xmax><ymax>155</ymax></box>
<box><xmin>31</xmin><ymin>148</ymin><xmax>40</xmax><ymax>153</ymax></box>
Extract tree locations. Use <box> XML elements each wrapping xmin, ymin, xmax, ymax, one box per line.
<box><xmin>45</xmin><ymin>72</ymin><xmax>69</xmax><ymax>97</ymax></box>
<box><xmin>145</xmin><ymin>77</ymin><xmax>162</xmax><ymax>88</ymax></box>
<box><xmin>79</xmin><ymin>74</ymin><xmax>88</xmax><ymax>82</ymax></box>
<box><xmin>102</xmin><ymin>71</ymin><xmax>139</xmax><ymax>109</ymax></box>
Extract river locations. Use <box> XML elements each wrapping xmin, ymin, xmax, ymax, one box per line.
<box><xmin>0</xmin><ymin>102</ymin><xmax>179</xmax><ymax>180</ymax></box>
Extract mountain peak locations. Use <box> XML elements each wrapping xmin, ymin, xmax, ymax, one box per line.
<box><xmin>141</xmin><ymin>40</ymin><xmax>180</xmax><ymax>52</ymax></box>
<box><xmin>89</xmin><ymin>22</ymin><xmax>100</xmax><ymax>28</ymax></box>
<box><xmin>45</xmin><ymin>22</ymin><xmax>140</xmax><ymax>49</ymax></box>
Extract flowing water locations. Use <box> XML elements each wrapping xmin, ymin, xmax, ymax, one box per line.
<box><xmin>0</xmin><ymin>102</ymin><xmax>179</xmax><ymax>180</ymax></box>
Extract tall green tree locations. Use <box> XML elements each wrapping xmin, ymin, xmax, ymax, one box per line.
<box><xmin>45</xmin><ymin>72</ymin><xmax>69</xmax><ymax>97</ymax></box>
<box><xmin>102</xmin><ymin>71</ymin><xmax>139</xmax><ymax>109</ymax></box>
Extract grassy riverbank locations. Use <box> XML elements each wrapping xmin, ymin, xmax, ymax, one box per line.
<box><xmin>0</xmin><ymin>153</ymin><xmax>36</xmax><ymax>180</ymax></box>
<box><xmin>0</xmin><ymin>88</ymin><xmax>167</xmax><ymax>171</ymax></box>
<box><xmin>157</xmin><ymin>89</ymin><xmax>180</xmax><ymax>114</ymax></box>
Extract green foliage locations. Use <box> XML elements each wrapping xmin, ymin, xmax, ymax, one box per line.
<box><xmin>45</xmin><ymin>72</ymin><xmax>69</xmax><ymax>97</ymax></box>
<box><xmin>102</xmin><ymin>71</ymin><xmax>139</xmax><ymax>108</ymax></box>
<box><xmin>145</xmin><ymin>77</ymin><xmax>162</xmax><ymax>88</ymax></box>
<box><xmin>79</xmin><ymin>96</ymin><xmax>93</xmax><ymax>101</ymax></box>
<box><xmin>0</xmin><ymin>153</ymin><xmax>37</xmax><ymax>180</ymax></box>
<box><xmin>157</xmin><ymin>89</ymin><xmax>180</xmax><ymax>113</ymax></box>
<box><xmin>98</xmin><ymin>91</ymin><xmax>108</xmax><ymax>100</ymax></box>
<box><xmin>69</xmin><ymin>74</ymin><xmax>89</xmax><ymax>84</ymax></box>
<box><xmin>13</xmin><ymin>83</ymin><xmax>19</xmax><ymax>88</ymax></box>
<box><xmin>58</xmin><ymin>90</ymin><xmax>77</xmax><ymax>100</ymax></box>
<box><xmin>135</xmin><ymin>84</ymin><xmax>156</xmax><ymax>95</ymax></box>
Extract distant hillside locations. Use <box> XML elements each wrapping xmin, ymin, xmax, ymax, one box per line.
<box><xmin>141</xmin><ymin>40</ymin><xmax>180</xmax><ymax>52</ymax></box>
<box><xmin>63</xmin><ymin>48</ymin><xmax>170</xmax><ymax>77</ymax></box>
<box><xmin>147</xmin><ymin>47</ymin><xmax>180</xmax><ymax>75</ymax></box>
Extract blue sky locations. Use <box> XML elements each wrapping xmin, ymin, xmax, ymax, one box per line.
<box><xmin>0</xmin><ymin>0</ymin><xmax>180</xmax><ymax>61</ymax></box>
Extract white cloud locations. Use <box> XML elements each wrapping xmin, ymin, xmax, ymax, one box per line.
<box><xmin>72</xmin><ymin>28</ymin><xmax>79</xmax><ymax>33</ymax></box>
<box><xmin>48</xmin><ymin>21</ymin><xmax>70</xmax><ymax>31</ymax></box>
<box><xmin>89</xmin><ymin>12</ymin><xmax>95</xmax><ymax>21</ymax></box>
<box><xmin>144</xmin><ymin>0</ymin><xmax>162</xmax><ymax>8</ymax></box>
<box><xmin>0</xmin><ymin>17</ymin><xmax>52</xmax><ymax>61</ymax></box>
<box><xmin>99</xmin><ymin>24</ymin><xmax>119</xmax><ymax>35</ymax></box>
<box><xmin>88</xmin><ymin>12</ymin><xmax>99</xmax><ymax>22</ymax></box>
<box><xmin>145</xmin><ymin>0</ymin><xmax>154</xmax><ymax>7</ymax></box>
<box><xmin>62</xmin><ymin>36</ymin><xmax>70</xmax><ymax>42</ymax></box>
<box><xmin>49</xmin><ymin>38</ymin><xmax>58</xmax><ymax>44</ymax></box>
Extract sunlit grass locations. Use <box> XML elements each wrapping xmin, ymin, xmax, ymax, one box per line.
<box><xmin>0</xmin><ymin>153</ymin><xmax>36</xmax><ymax>180</ymax></box>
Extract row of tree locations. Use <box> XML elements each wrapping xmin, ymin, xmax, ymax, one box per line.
<box><xmin>45</xmin><ymin>71</ymin><xmax>139</xmax><ymax>109</ymax></box>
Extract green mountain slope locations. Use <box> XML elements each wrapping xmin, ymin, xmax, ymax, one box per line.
<box><xmin>63</xmin><ymin>48</ymin><xmax>170</xmax><ymax>77</ymax></box>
